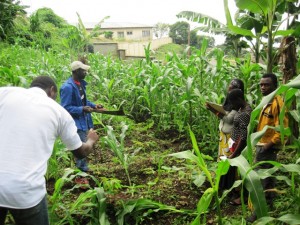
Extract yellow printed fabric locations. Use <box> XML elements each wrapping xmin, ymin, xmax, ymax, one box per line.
<box><xmin>256</xmin><ymin>95</ymin><xmax>288</xmax><ymax>145</ymax></box>
<box><xmin>218</xmin><ymin>131</ymin><xmax>232</xmax><ymax>159</ymax></box>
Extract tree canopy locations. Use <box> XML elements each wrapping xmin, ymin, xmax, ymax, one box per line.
<box><xmin>34</xmin><ymin>8</ymin><xmax>67</xmax><ymax>28</ymax></box>
<box><xmin>153</xmin><ymin>22</ymin><xmax>170</xmax><ymax>38</ymax></box>
<box><xmin>169</xmin><ymin>21</ymin><xmax>190</xmax><ymax>45</ymax></box>
<box><xmin>0</xmin><ymin>0</ymin><xmax>27</xmax><ymax>41</ymax></box>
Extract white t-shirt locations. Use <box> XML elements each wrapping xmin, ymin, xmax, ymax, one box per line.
<box><xmin>0</xmin><ymin>87</ymin><xmax>82</xmax><ymax>209</ymax></box>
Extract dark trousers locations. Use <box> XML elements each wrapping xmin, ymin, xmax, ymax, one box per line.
<box><xmin>0</xmin><ymin>195</ymin><xmax>49</xmax><ymax>225</ymax></box>
<box><xmin>219</xmin><ymin>166</ymin><xmax>236</xmax><ymax>191</ymax></box>
<box><xmin>255</xmin><ymin>146</ymin><xmax>278</xmax><ymax>205</ymax></box>
<box><xmin>219</xmin><ymin>166</ymin><xmax>248</xmax><ymax>201</ymax></box>
<box><xmin>75</xmin><ymin>130</ymin><xmax>89</xmax><ymax>172</ymax></box>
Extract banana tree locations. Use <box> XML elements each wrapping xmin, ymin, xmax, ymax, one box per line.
<box><xmin>176</xmin><ymin>1</ymin><xmax>251</xmax><ymax>58</ymax></box>
<box><xmin>75</xmin><ymin>13</ymin><xmax>110</xmax><ymax>54</ymax></box>
<box><xmin>178</xmin><ymin>0</ymin><xmax>299</xmax><ymax>73</ymax></box>
<box><xmin>229</xmin><ymin>0</ymin><xmax>299</xmax><ymax>73</ymax></box>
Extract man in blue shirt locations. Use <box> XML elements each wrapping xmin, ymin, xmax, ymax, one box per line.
<box><xmin>60</xmin><ymin>61</ymin><xmax>103</xmax><ymax>184</ymax></box>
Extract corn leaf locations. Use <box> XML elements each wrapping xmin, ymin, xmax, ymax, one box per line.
<box><xmin>229</xmin><ymin>155</ymin><xmax>268</xmax><ymax>218</ymax></box>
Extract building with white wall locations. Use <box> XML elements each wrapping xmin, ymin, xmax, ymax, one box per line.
<box><xmin>85</xmin><ymin>22</ymin><xmax>153</xmax><ymax>41</ymax></box>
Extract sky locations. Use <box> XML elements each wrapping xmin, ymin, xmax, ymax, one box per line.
<box><xmin>20</xmin><ymin>0</ymin><xmax>238</xmax><ymax>44</ymax></box>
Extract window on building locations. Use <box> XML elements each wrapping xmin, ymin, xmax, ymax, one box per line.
<box><xmin>118</xmin><ymin>32</ymin><xmax>124</xmax><ymax>38</ymax></box>
<box><xmin>142</xmin><ymin>30</ymin><xmax>150</xmax><ymax>37</ymax></box>
<box><xmin>127</xmin><ymin>31</ymin><xmax>133</xmax><ymax>35</ymax></box>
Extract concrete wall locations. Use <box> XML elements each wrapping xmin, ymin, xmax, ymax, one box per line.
<box><xmin>97</xmin><ymin>27</ymin><xmax>153</xmax><ymax>41</ymax></box>
<box><xmin>118</xmin><ymin>37</ymin><xmax>172</xmax><ymax>57</ymax></box>
<box><xmin>151</xmin><ymin>37</ymin><xmax>173</xmax><ymax>51</ymax></box>
<box><xmin>93</xmin><ymin>43</ymin><xmax>118</xmax><ymax>56</ymax></box>
<box><xmin>93</xmin><ymin>37</ymin><xmax>172</xmax><ymax>58</ymax></box>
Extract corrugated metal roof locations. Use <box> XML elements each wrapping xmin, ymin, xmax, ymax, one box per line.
<box><xmin>82</xmin><ymin>22</ymin><xmax>153</xmax><ymax>29</ymax></box>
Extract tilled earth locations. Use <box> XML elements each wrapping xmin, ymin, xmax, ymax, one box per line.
<box><xmin>46</xmin><ymin>127</ymin><xmax>245</xmax><ymax>225</ymax></box>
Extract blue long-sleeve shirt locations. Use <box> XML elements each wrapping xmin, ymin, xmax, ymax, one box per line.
<box><xmin>60</xmin><ymin>77</ymin><xmax>95</xmax><ymax>131</ymax></box>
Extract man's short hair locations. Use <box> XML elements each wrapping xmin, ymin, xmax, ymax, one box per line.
<box><xmin>30</xmin><ymin>76</ymin><xmax>57</xmax><ymax>91</ymax></box>
<box><xmin>262</xmin><ymin>73</ymin><xmax>278</xmax><ymax>88</ymax></box>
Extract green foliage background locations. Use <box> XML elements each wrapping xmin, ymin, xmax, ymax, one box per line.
<box><xmin>1</xmin><ymin>0</ymin><xmax>300</xmax><ymax>224</ymax></box>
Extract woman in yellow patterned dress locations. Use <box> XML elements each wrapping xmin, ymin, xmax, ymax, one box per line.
<box><xmin>207</xmin><ymin>79</ymin><xmax>244</xmax><ymax>161</ymax></box>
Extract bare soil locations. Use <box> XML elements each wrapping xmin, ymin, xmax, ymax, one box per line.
<box><xmin>47</xmin><ymin>126</ymin><xmax>245</xmax><ymax>225</ymax></box>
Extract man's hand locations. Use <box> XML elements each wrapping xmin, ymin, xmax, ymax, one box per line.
<box><xmin>263</xmin><ymin>142</ymin><xmax>274</xmax><ymax>151</ymax></box>
<box><xmin>94</xmin><ymin>104</ymin><xmax>107</xmax><ymax>112</ymax></box>
<box><xmin>72</xmin><ymin>129</ymin><xmax>99</xmax><ymax>159</ymax></box>
<box><xmin>87</xmin><ymin>129</ymin><xmax>99</xmax><ymax>143</ymax></box>
<box><xmin>83</xmin><ymin>106</ymin><xmax>94</xmax><ymax>113</ymax></box>
<box><xmin>95</xmin><ymin>104</ymin><xmax>104</xmax><ymax>109</ymax></box>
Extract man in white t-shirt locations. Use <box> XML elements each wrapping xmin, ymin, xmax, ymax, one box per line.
<box><xmin>0</xmin><ymin>76</ymin><xmax>99</xmax><ymax>225</ymax></box>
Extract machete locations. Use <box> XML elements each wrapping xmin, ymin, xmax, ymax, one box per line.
<box><xmin>91</xmin><ymin>108</ymin><xmax>126</xmax><ymax>116</ymax></box>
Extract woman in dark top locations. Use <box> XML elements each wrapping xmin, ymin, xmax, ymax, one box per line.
<box><xmin>207</xmin><ymin>79</ymin><xmax>245</xmax><ymax>160</ymax></box>
<box><xmin>219</xmin><ymin>89</ymin><xmax>252</xmax><ymax>205</ymax></box>
<box><xmin>228</xmin><ymin>89</ymin><xmax>252</xmax><ymax>159</ymax></box>
<box><xmin>219</xmin><ymin>79</ymin><xmax>245</xmax><ymax>158</ymax></box>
